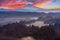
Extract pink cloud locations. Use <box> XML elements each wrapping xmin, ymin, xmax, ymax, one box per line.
<box><xmin>0</xmin><ymin>0</ymin><xmax>53</xmax><ymax>10</ymax></box>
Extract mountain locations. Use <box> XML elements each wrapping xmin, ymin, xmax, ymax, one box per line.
<box><xmin>44</xmin><ymin>18</ymin><xmax>60</xmax><ymax>24</ymax></box>
<box><xmin>0</xmin><ymin>4</ymin><xmax>60</xmax><ymax>12</ymax></box>
<box><xmin>36</xmin><ymin>13</ymin><xmax>60</xmax><ymax>21</ymax></box>
<box><xmin>0</xmin><ymin>4</ymin><xmax>45</xmax><ymax>12</ymax></box>
<box><xmin>16</xmin><ymin>4</ymin><xmax>45</xmax><ymax>12</ymax></box>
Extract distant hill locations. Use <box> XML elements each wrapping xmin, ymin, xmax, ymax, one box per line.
<box><xmin>37</xmin><ymin>12</ymin><xmax>60</xmax><ymax>21</ymax></box>
<box><xmin>0</xmin><ymin>11</ymin><xmax>60</xmax><ymax>25</ymax></box>
<box><xmin>0</xmin><ymin>11</ymin><xmax>47</xmax><ymax>18</ymax></box>
<box><xmin>0</xmin><ymin>11</ymin><xmax>60</xmax><ymax>19</ymax></box>
<box><xmin>44</xmin><ymin>18</ymin><xmax>60</xmax><ymax>24</ymax></box>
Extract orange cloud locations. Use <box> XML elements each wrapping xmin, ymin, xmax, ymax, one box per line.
<box><xmin>33</xmin><ymin>0</ymin><xmax>52</xmax><ymax>8</ymax></box>
<box><xmin>0</xmin><ymin>0</ymin><xmax>26</xmax><ymax>10</ymax></box>
<box><xmin>0</xmin><ymin>0</ymin><xmax>53</xmax><ymax>10</ymax></box>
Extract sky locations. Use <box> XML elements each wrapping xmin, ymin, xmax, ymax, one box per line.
<box><xmin>0</xmin><ymin>0</ymin><xmax>60</xmax><ymax>10</ymax></box>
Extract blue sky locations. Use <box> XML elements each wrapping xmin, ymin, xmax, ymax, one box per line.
<box><xmin>43</xmin><ymin>0</ymin><xmax>60</xmax><ymax>9</ymax></box>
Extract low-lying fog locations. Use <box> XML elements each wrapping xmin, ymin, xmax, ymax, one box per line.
<box><xmin>0</xmin><ymin>17</ymin><xmax>38</xmax><ymax>25</ymax></box>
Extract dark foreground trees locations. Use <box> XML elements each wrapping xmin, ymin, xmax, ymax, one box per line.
<box><xmin>0</xmin><ymin>22</ymin><xmax>58</xmax><ymax>40</ymax></box>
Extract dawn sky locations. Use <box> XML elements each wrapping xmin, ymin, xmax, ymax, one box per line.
<box><xmin>0</xmin><ymin>0</ymin><xmax>60</xmax><ymax>10</ymax></box>
<box><xmin>43</xmin><ymin>0</ymin><xmax>60</xmax><ymax>9</ymax></box>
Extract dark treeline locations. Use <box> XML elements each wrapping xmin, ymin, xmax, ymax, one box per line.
<box><xmin>0</xmin><ymin>21</ymin><xmax>60</xmax><ymax>40</ymax></box>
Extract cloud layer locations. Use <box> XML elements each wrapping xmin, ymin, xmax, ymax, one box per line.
<box><xmin>0</xmin><ymin>0</ymin><xmax>53</xmax><ymax>10</ymax></box>
<box><xmin>33</xmin><ymin>0</ymin><xmax>53</xmax><ymax>8</ymax></box>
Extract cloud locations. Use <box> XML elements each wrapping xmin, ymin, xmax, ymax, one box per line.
<box><xmin>0</xmin><ymin>0</ymin><xmax>53</xmax><ymax>10</ymax></box>
<box><xmin>33</xmin><ymin>0</ymin><xmax>53</xmax><ymax>8</ymax></box>
<box><xmin>0</xmin><ymin>0</ymin><xmax>27</xmax><ymax>10</ymax></box>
